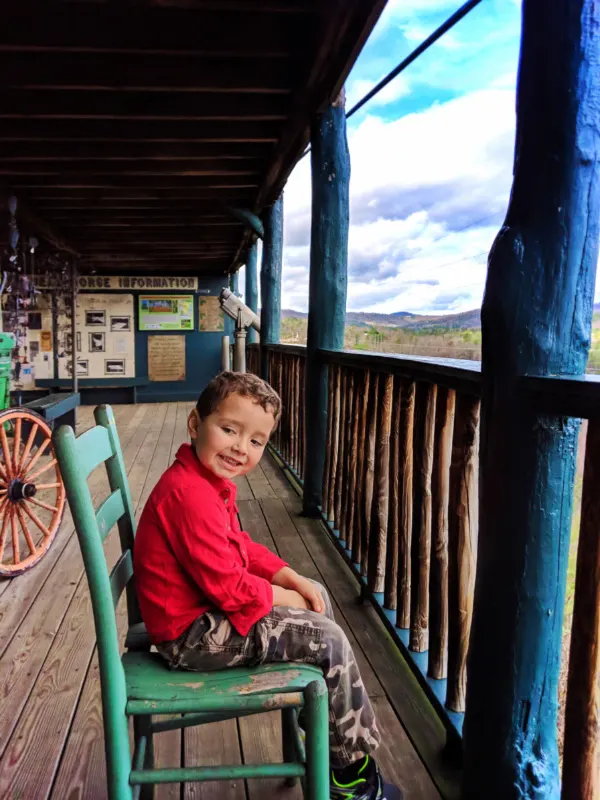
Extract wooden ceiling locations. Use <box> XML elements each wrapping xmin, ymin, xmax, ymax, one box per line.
<box><xmin>0</xmin><ymin>0</ymin><xmax>386</xmax><ymax>277</ymax></box>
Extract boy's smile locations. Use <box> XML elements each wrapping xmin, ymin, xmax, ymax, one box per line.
<box><xmin>188</xmin><ymin>392</ymin><xmax>276</xmax><ymax>479</ymax></box>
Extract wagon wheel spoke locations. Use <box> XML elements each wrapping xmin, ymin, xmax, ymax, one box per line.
<box><xmin>12</xmin><ymin>417</ymin><xmax>21</xmax><ymax>475</ymax></box>
<box><xmin>0</xmin><ymin>424</ymin><xmax>13</xmax><ymax>481</ymax></box>
<box><xmin>0</xmin><ymin>499</ymin><xmax>9</xmax><ymax>562</ymax></box>
<box><xmin>28</xmin><ymin>496</ymin><xmax>59</xmax><ymax>513</ymax></box>
<box><xmin>26</xmin><ymin>458</ymin><xmax>58</xmax><ymax>484</ymax></box>
<box><xmin>22</xmin><ymin>437</ymin><xmax>50</xmax><ymax>478</ymax></box>
<box><xmin>11</xmin><ymin>507</ymin><xmax>19</xmax><ymax>564</ymax></box>
<box><xmin>35</xmin><ymin>482</ymin><xmax>61</xmax><ymax>490</ymax></box>
<box><xmin>18</xmin><ymin>423</ymin><xmax>39</xmax><ymax>476</ymax></box>
<box><xmin>15</xmin><ymin>504</ymin><xmax>37</xmax><ymax>556</ymax></box>
<box><xmin>21</xmin><ymin>500</ymin><xmax>52</xmax><ymax>538</ymax></box>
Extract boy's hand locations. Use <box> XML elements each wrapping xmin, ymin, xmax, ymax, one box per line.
<box><xmin>272</xmin><ymin>567</ymin><xmax>325</xmax><ymax>613</ymax></box>
<box><xmin>272</xmin><ymin>585</ymin><xmax>310</xmax><ymax>610</ymax></box>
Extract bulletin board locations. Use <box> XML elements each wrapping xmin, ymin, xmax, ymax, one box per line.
<box><xmin>198</xmin><ymin>296</ymin><xmax>224</xmax><ymax>332</ymax></box>
<box><xmin>58</xmin><ymin>293</ymin><xmax>136</xmax><ymax>380</ymax></box>
<box><xmin>148</xmin><ymin>335</ymin><xmax>186</xmax><ymax>381</ymax></box>
<box><xmin>138</xmin><ymin>295</ymin><xmax>194</xmax><ymax>331</ymax></box>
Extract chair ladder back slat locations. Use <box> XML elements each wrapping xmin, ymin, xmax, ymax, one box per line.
<box><xmin>111</xmin><ymin>549</ymin><xmax>134</xmax><ymax>609</ymax></box>
<box><xmin>96</xmin><ymin>489</ymin><xmax>126</xmax><ymax>543</ymax></box>
<box><xmin>73</xmin><ymin>425</ymin><xmax>114</xmax><ymax>478</ymax></box>
<box><xmin>95</xmin><ymin>404</ymin><xmax>136</xmax><ymax>548</ymax></box>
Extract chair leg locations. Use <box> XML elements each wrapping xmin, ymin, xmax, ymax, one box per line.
<box><xmin>282</xmin><ymin>707</ymin><xmax>299</xmax><ymax>787</ymax></box>
<box><xmin>134</xmin><ymin>716</ymin><xmax>155</xmax><ymax>800</ymax></box>
<box><xmin>304</xmin><ymin>681</ymin><xmax>330</xmax><ymax>800</ymax></box>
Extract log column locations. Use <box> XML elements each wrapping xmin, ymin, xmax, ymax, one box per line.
<box><xmin>303</xmin><ymin>90</ymin><xmax>350</xmax><ymax>517</ymax></box>
<box><xmin>260</xmin><ymin>196</ymin><xmax>283</xmax><ymax>381</ymax></box>
<box><xmin>245</xmin><ymin>240</ymin><xmax>259</xmax><ymax>344</ymax></box>
<box><xmin>463</xmin><ymin>1</ymin><xmax>600</xmax><ymax>797</ymax></box>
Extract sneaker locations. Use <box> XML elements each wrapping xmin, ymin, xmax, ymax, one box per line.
<box><xmin>330</xmin><ymin>755</ymin><xmax>403</xmax><ymax>800</ymax></box>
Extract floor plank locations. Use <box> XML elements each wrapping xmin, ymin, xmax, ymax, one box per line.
<box><xmin>183</xmin><ymin>719</ymin><xmax>245</xmax><ymax>800</ymax></box>
<box><xmin>240</xmin><ymin>711</ymin><xmax>302</xmax><ymax>800</ymax></box>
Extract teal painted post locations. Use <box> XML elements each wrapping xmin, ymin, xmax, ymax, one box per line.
<box><xmin>230</xmin><ymin>271</ymin><xmax>239</xmax><ymax>295</ymax></box>
<box><xmin>260</xmin><ymin>196</ymin><xmax>283</xmax><ymax>380</ymax></box>
<box><xmin>463</xmin><ymin>2</ymin><xmax>600</xmax><ymax>798</ymax></box>
<box><xmin>224</xmin><ymin>273</ymin><xmax>235</xmax><ymax>340</ymax></box>
<box><xmin>302</xmin><ymin>92</ymin><xmax>350</xmax><ymax>517</ymax></box>
<box><xmin>246</xmin><ymin>241</ymin><xmax>259</xmax><ymax>344</ymax></box>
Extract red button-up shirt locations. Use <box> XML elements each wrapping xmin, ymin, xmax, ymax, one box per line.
<box><xmin>133</xmin><ymin>443</ymin><xmax>288</xmax><ymax>643</ymax></box>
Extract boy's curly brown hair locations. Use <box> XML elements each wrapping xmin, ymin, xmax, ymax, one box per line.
<box><xmin>196</xmin><ymin>371</ymin><xmax>282</xmax><ymax>427</ymax></box>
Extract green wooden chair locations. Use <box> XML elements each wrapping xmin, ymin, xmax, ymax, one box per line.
<box><xmin>53</xmin><ymin>404</ymin><xmax>329</xmax><ymax>800</ymax></box>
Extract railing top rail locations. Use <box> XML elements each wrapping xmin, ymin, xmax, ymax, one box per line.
<box><xmin>319</xmin><ymin>348</ymin><xmax>482</xmax><ymax>395</ymax></box>
<box><xmin>521</xmin><ymin>373</ymin><xmax>600</xmax><ymax>420</ymax></box>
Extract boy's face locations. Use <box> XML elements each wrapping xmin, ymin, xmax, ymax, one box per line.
<box><xmin>188</xmin><ymin>392</ymin><xmax>276</xmax><ymax>480</ymax></box>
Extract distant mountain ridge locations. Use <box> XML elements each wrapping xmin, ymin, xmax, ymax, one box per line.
<box><xmin>282</xmin><ymin>307</ymin><xmax>481</xmax><ymax>331</ymax></box>
<box><xmin>282</xmin><ymin>302</ymin><xmax>600</xmax><ymax>331</ymax></box>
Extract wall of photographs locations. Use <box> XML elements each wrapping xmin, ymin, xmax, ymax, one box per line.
<box><xmin>1</xmin><ymin>293</ymin><xmax>55</xmax><ymax>389</ymax></box>
<box><xmin>58</xmin><ymin>293</ymin><xmax>135</xmax><ymax>380</ymax></box>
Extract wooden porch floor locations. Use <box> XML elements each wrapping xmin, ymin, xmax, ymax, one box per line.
<box><xmin>0</xmin><ymin>403</ymin><xmax>444</xmax><ymax>800</ymax></box>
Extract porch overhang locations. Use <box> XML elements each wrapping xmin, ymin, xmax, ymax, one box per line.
<box><xmin>0</xmin><ymin>0</ymin><xmax>386</xmax><ymax>277</ymax></box>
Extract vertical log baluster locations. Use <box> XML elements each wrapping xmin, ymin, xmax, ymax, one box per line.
<box><xmin>346</xmin><ymin>369</ymin><xmax>360</xmax><ymax>553</ymax></box>
<box><xmin>410</xmin><ymin>382</ymin><xmax>437</xmax><ymax>652</ymax></box>
<box><xmin>290</xmin><ymin>356</ymin><xmax>297</xmax><ymax>468</ymax></box>
<box><xmin>385</xmin><ymin>377</ymin><xmax>402</xmax><ymax>610</ymax></box>
<box><xmin>334</xmin><ymin>368</ymin><xmax>348</xmax><ymax>532</ymax></box>
<box><xmin>429</xmin><ymin>387</ymin><xmax>456</xmax><ymax>680</ymax></box>
<box><xmin>353</xmin><ymin>369</ymin><xmax>370</xmax><ymax>567</ymax></box>
<box><xmin>397</xmin><ymin>381</ymin><xmax>415</xmax><ymax>629</ymax></box>
<box><xmin>447</xmin><ymin>392</ymin><xmax>480</xmax><ymax>711</ymax></box>
<box><xmin>361</xmin><ymin>372</ymin><xmax>379</xmax><ymax>577</ymax></box>
<box><xmin>322</xmin><ymin>366</ymin><xmax>335</xmax><ymax>513</ymax></box>
<box><xmin>562</xmin><ymin>419</ymin><xmax>600</xmax><ymax>799</ymax></box>
<box><xmin>368</xmin><ymin>373</ymin><xmax>394</xmax><ymax>594</ymax></box>
<box><xmin>327</xmin><ymin>365</ymin><xmax>341</xmax><ymax>522</ymax></box>
<box><xmin>294</xmin><ymin>357</ymin><xmax>301</xmax><ymax>471</ymax></box>
<box><xmin>300</xmin><ymin>357</ymin><xmax>306</xmax><ymax>479</ymax></box>
<box><xmin>340</xmin><ymin>370</ymin><xmax>355</xmax><ymax>545</ymax></box>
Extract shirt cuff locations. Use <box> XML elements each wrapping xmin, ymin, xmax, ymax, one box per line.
<box><xmin>228</xmin><ymin>583</ymin><xmax>273</xmax><ymax>637</ymax></box>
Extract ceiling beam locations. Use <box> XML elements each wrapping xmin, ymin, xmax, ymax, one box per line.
<box><xmin>7</xmin><ymin>176</ymin><xmax>259</xmax><ymax>189</ymax></box>
<box><xmin>0</xmin><ymin>120</ymin><xmax>280</xmax><ymax>142</ymax></box>
<box><xmin>0</xmin><ymin>142</ymin><xmax>271</xmax><ymax>160</ymax></box>
<box><xmin>0</xmin><ymin>161</ymin><xmax>262</xmax><ymax>177</ymax></box>
<box><xmin>0</xmin><ymin>53</ymin><xmax>296</xmax><ymax>94</ymax></box>
<box><xmin>1</xmin><ymin>5</ymin><xmax>308</xmax><ymax>57</ymax></box>
<box><xmin>0</xmin><ymin>90</ymin><xmax>288</xmax><ymax>121</ymax></box>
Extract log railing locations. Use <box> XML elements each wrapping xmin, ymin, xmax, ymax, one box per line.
<box><xmin>250</xmin><ymin>342</ymin><xmax>600</xmax><ymax>782</ymax></box>
<box><xmin>247</xmin><ymin>343</ymin><xmax>307</xmax><ymax>482</ymax></box>
<box><xmin>321</xmin><ymin>350</ymin><xmax>481</xmax><ymax>739</ymax></box>
<box><xmin>524</xmin><ymin>373</ymin><xmax>600</xmax><ymax>799</ymax></box>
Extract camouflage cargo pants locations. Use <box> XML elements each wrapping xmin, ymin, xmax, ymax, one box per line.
<box><xmin>157</xmin><ymin>580</ymin><xmax>381</xmax><ymax>767</ymax></box>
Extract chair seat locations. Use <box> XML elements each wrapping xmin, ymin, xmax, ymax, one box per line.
<box><xmin>123</xmin><ymin>651</ymin><xmax>324</xmax><ymax>714</ymax></box>
<box><xmin>125</xmin><ymin>621</ymin><xmax>152</xmax><ymax>651</ymax></box>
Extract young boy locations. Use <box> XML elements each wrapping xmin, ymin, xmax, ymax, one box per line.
<box><xmin>134</xmin><ymin>372</ymin><xmax>402</xmax><ymax>800</ymax></box>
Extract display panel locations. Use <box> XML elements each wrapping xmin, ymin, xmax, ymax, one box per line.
<box><xmin>138</xmin><ymin>295</ymin><xmax>194</xmax><ymax>331</ymax></box>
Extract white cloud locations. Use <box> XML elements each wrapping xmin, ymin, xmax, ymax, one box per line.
<box><xmin>282</xmin><ymin>83</ymin><xmax>515</xmax><ymax>314</ymax></box>
<box><xmin>346</xmin><ymin>75</ymin><xmax>411</xmax><ymax>111</ymax></box>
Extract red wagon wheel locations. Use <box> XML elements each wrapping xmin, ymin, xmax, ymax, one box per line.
<box><xmin>0</xmin><ymin>408</ymin><xmax>66</xmax><ymax>577</ymax></box>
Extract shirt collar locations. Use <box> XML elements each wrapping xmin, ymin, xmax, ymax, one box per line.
<box><xmin>174</xmin><ymin>443</ymin><xmax>237</xmax><ymax>499</ymax></box>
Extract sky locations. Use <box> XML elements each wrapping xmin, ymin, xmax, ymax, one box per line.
<box><xmin>241</xmin><ymin>0</ymin><xmax>598</xmax><ymax>317</ymax></box>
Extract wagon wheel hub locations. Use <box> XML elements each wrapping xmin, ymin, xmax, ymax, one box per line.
<box><xmin>8</xmin><ymin>479</ymin><xmax>37</xmax><ymax>502</ymax></box>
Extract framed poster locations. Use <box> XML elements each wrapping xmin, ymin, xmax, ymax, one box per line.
<box><xmin>148</xmin><ymin>335</ymin><xmax>186</xmax><ymax>381</ymax></box>
<box><xmin>105</xmin><ymin>359</ymin><xmax>125</xmax><ymax>376</ymax></box>
<box><xmin>198</xmin><ymin>296</ymin><xmax>224</xmax><ymax>332</ymax></box>
<box><xmin>86</xmin><ymin>310</ymin><xmax>106</xmax><ymax>327</ymax></box>
<box><xmin>89</xmin><ymin>332</ymin><xmax>105</xmax><ymax>352</ymax></box>
<box><xmin>110</xmin><ymin>315</ymin><xmax>131</xmax><ymax>332</ymax></box>
<box><xmin>138</xmin><ymin>295</ymin><xmax>193</xmax><ymax>332</ymax></box>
